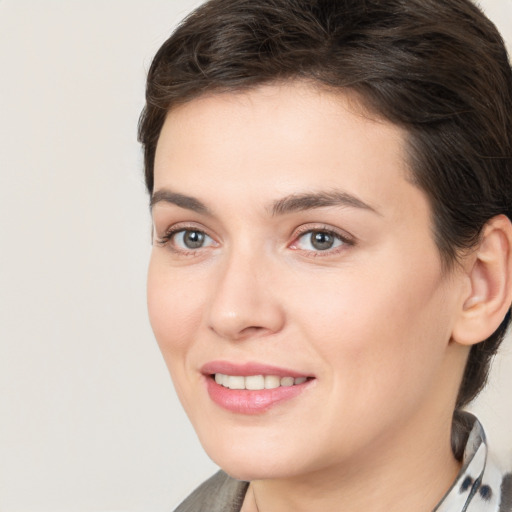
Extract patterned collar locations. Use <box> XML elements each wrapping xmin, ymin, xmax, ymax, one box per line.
<box><xmin>435</xmin><ymin>413</ymin><xmax>511</xmax><ymax>511</ymax></box>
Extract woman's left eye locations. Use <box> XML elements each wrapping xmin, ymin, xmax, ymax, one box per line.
<box><xmin>291</xmin><ymin>230</ymin><xmax>348</xmax><ymax>252</ymax></box>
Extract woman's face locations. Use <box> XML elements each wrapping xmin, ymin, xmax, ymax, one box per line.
<box><xmin>148</xmin><ymin>82</ymin><xmax>467</xmax><ymax>480</ymax></box>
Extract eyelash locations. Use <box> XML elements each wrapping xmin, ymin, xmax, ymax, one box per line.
<box><xmin>155</xmin><ymin>224</ymin><xmax>355</xmax><ymax>257</ymax></box>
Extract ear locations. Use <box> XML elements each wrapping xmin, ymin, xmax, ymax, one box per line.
<box><xmin>451</xmin><ymin>214</ymin><xmax>512</xmax><ymax>346</ymax></box>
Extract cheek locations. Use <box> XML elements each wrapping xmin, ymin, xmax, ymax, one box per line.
<box><xmin>146</xmin><ymin>256</ymin><xmax>204</xmax><ymax>355</ymax></box>
<box><xmin>291</xmin><ymin>259</ymin><xmax>452</xmax><ymax>391</ymax></box>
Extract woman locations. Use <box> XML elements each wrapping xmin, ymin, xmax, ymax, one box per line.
<box><xmin>139</xmin><ymin>0</ymin><xmax>512</xmax><ymax>510</ymax></box>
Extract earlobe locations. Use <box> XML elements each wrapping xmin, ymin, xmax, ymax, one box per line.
<box><xmin>452</xmin><ymin>214</ymin><xmax>512</xmax><ymax>346</ymax></box>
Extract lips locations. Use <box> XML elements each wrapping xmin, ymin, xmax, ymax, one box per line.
<box><xmin>201</xmin><ymin>361</ymin><xmax>314</xmax><ymax>414</ymax></box>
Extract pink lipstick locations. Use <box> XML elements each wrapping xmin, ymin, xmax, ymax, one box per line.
<box><xmin>202</xmin><ymin>361</ymin><xmax>314</xmax><ymax>414</ymax></box>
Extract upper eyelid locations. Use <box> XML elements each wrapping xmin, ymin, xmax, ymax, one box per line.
<box><xmin>292</xmin><ymin>224</ymin><xmax>355</xmax><ymax>242</ymax></box>
<box><xmin>156</xmin><ymin>221</ymin><xmax>214</xmax><ymax>238</ymax></box>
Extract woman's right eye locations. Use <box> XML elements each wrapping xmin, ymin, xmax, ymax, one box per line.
<box><xmin>158</xmin><ymin>228</ymin><xmax>216</xmax><ymax>252</ymax></box>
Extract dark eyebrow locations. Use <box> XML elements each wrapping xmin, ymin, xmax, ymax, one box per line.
<box><xmin>270</xmin><ymin>190</ymin><xmax>380</xmax><ymax>216</ymax></box>
<box><xmin>150</xmin><ymin>189</ymin><xmax>211</xmax><ymax>215</ymax></box>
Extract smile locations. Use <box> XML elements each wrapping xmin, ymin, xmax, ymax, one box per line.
<box><xmin>201</xmin><ymin>362</ymin><xmax>315</xmax><ymax>414</ymax></box>
<box><xmin>214</xmin><ymin>374</ymin><xmax>308</xmax><ymax>390</ymax></box>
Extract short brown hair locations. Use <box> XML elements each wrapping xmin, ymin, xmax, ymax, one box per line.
<box><xmin>139</xmin><ymin>0</ymin><xmax>512</xmax><ymax>422</ymax></box>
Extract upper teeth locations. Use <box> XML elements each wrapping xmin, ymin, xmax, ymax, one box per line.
<box><xmin>214</xmin><ymin>374</ymin><xmax>307</xmax><ymax>390</ymax></box>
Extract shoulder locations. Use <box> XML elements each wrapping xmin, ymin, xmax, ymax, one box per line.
<box><xmin>173</xmin><ymin>471</ymin><xmax>249</xmax><ymax>512</ymax></box>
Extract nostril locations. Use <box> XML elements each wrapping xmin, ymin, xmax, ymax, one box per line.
<box><xmin>242</xmin><ymin>326</ymin><xmax>265</xmax><ymax>333</ymax></box>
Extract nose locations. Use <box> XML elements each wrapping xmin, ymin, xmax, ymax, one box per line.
<box><xmin>206</xmin><ymin>249</ymin><xmax>286</xmax><ymax>341</ymax></box>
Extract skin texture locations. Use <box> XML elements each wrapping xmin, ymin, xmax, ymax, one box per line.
<box><xmin>148</xmin><ymin>82</ymin><xmax>484</xmax><ymax>512</ymax></box>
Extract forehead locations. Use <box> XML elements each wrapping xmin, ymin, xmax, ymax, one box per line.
<box><xmin>153</xmin><ymin>81</ymin><xmax>421</xmax><ymax>221</ymax></box>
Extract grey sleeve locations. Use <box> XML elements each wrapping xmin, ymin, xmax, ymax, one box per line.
<box><xmin>500</xmin><ymin>473</ymin><xmax>512</xmax><ymax>512</ymax></box>
<box><xmin>174</xmin><ymin>471</ymin><xmax>249</xmax><ymax>512</ymax></box>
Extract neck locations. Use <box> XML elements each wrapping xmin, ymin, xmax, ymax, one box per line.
<box><xmin>242</xmin><ymin>413</ymin><xmax>461</xmax><ymax>512</ymax></box>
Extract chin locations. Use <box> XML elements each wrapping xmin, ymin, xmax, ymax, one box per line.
<box><xmin>199</xmin><ymin>433</ymin><xmax>315</xmax><ymax>482</ymax></box>
<box><xmin>214</xmin><ymin>458</ymin><xmax>295</xmax><ymax>482</ymax></box>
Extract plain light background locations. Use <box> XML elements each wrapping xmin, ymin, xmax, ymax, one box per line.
<box><xmin>0</xmin><ymin>1</ymin><xmax>511</xmax><ymax>511</ymax></box>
